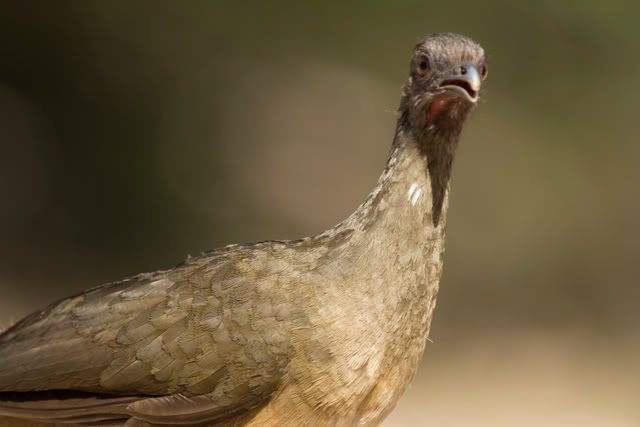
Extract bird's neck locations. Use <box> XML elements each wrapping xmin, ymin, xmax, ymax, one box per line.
<box><xmin>337</xmin><ymin>113</ymin><xmax>462</xmax><ymax>240</ymax></box>
<box><xmin>313</xmin><ymin>115</ymin><xmax>464</xmax><ymax>397</ymax></box>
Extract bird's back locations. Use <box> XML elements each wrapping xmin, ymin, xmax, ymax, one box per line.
<box><xmin>0</xmin><ymin>243</ymin><xmax>308</xmax><ymax>425</ymax></box>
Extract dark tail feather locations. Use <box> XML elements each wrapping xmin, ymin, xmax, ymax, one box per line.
<box><xmin>0</xmin><ymin>390</ymin><xmax>142</xmax><ymax>425</ymax></box>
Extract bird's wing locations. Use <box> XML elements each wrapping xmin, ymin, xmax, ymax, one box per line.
<box><xmin>0</xmin><ymin>246</ymin><xmax>302</xmax><ymax>425</ymax></box>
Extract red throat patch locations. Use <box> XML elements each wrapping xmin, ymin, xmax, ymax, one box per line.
<box><xmin>426</xmin><ymin>96</ymin><xmax>455</xmax><ymax>124</ymax></box>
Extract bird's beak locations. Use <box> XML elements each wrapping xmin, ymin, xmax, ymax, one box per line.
<box><xmin>437</xmin><ymin>64</ymin><xmax>482</xmax><ymax>103</ymax></box>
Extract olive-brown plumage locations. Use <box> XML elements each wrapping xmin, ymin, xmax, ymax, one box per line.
<box><xmin>0</xmin><ymin>33</ymin><xmax>487</xmax><ymax>426</ymax></box>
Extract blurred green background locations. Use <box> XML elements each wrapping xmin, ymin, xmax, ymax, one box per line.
<box><xmin>1</xmin><ymin>1</ymin><xmax>639</xmax><ymax>425</ymax></box>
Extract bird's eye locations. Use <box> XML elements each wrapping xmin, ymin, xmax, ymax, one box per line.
<box><xmin>481</xmin><ymin>63</ymin><xmax>488</xmax><ymax>79</ymax></box>
<box><xmin>416</xmin><ymin>58</ymin><xmax>429</xmax><ymax>76</ymax></box>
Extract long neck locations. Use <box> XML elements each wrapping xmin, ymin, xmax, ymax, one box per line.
<box><xmin>335</xmin><ymin>112</ymin><xmax>463</xmax><ymax>239</ymax></box>
<box><xmin>298</xmin><ymin>109</ymin><xmax>467</xmax><ymax>424</ymax></box>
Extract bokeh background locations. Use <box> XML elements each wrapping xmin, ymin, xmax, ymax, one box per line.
<box><xmin>1</xmin><ymin>2</ymin><xmax>639</xmax><ymax>426</ymax></box>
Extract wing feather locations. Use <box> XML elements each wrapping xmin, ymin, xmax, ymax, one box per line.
<box><xmin>0</xmin><ymin>245</ymin><xmax>303</xmax><ymax>425</ymax></box>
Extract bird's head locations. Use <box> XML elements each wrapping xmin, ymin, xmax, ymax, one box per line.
<box><xmin>400</xmin><ymin>33</ymin><xmax>487</xmax><ymax>135</ymax></box>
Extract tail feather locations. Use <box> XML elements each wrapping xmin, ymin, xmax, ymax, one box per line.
<box><xmin>0</xmin><ymin>391</ymin><xmax>141</xmax><ymax>425</ymax></box>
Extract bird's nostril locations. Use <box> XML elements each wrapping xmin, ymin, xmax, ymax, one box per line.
<box><xmin>460</xmin><ymin>66</ymin><xmax>467</xmax><ymax>75</ymax></box>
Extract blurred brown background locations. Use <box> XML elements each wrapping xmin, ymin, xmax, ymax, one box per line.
<box><xmin>1</xmin><ymin>2</ymin><xmax>639</xmax><ymax>426</ymax></box>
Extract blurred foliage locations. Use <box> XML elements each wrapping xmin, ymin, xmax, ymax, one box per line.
<box><xmin>1</xmin><ymin>1</ymin><xmax>639</xmax><ymax>338</ymax></box>
<box><xmin>1</xmin><ymin>2</ymin><xmax>640</xmax><ymax>425</ymax></box>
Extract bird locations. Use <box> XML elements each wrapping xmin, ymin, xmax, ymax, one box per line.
<box><xmin>0</xmin><ymin>32</ymin><xmax>487</xmax><ymax>427</ymax></box>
